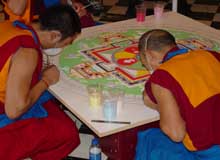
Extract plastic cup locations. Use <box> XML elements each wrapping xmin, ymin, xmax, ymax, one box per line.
<box><xmin>102</xmin><ymin>84</ymin><xmax>125</xmax><ymax>120</ymax></box>
<box><xmin>102</xmin><ymin>87</ymin><xmax>119</xmax><ymax>120</ymax></box>
<box><xmin>136</xmin><ymin>4</ymin><xmax>146</xmax><ymax>22</ymax></box>
<box><xmin>114</xmin><ymin>86</ymin><xmax>125</xmax><ymax>114</ymax></box>
<box><xmin>87</xmin><ymin>84</ymin><xmax>102</xmax><ymax>108</ymax></box>
<box><xmin>103</xmin><ymin>97</ymin><xmax>118</xmax><ymax>121</ymax></box>
<box><xmin>154</xmin><ymin>1</ymin><xmax>165</xmax><ymax>19</ymax></box>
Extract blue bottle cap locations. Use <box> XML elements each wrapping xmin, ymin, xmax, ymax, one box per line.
<box><xmin>92</xmin><ymin>138</ymin><xmax>99</xmax><ymax>145</ymax></box>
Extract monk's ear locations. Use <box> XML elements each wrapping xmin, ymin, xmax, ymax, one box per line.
<box><xmin>49</xmin><ymin>30</ymin><xmax>62</xmax><ymax>44</ymax></box>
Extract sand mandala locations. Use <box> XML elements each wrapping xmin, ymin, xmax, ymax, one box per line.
<box><xmin>59</xmin><ymin>28</ymin><xmax>220</xmax><ymax>96</ymax></box>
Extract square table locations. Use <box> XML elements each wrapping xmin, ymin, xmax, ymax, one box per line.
<box><xmin>49</xmin><ymin>11</ymin><xmax>220</xmax><ymax>159</ymax></box>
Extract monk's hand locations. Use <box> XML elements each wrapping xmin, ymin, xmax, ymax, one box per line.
<box><xmin>41</xmin><ymin>65</ymin><xmax>60</xmax><ymax>86</ymax></box>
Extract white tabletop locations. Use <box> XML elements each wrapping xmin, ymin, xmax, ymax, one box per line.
<box><xmin>49</xmin><ymin>12</ymin><xmax>220</xmax><ymax>137</ymax></box>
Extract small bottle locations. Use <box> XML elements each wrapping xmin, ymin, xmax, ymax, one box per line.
<box><xmin>89</xmin><ymin>138</ymin><xmax>101</xmax><ymax>160</ymax></box>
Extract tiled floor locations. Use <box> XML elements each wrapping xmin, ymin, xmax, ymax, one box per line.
<box><xmin>94</xmin><ymin>0</ymin><xmax>220</xmax><ymax>29</ymax></box>
<box><xmin>0</xmin><ymin>0</ymin><xmax>220</xmax><ymax>29</ymax></box>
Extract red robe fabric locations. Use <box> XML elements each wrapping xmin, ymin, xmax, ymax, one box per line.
<box><xmin>0</xmin><ymin>21</ymin><xmax>80</xmax><ymax>160</ymax></box>
<box><xmin>145</xmin><ymin>49</ymin><xmax>220</xmax><ymax>151</ymax></box>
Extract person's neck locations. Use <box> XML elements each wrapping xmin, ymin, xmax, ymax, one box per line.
<box><xmin>30</xmin><ymin>22</ymin><xmax>40</xmax><ymax>31</ymax></box>
<box><xmin>150</xmin><ymin>45</ymin><xmax>176</xmax><ymax>67</ymax></box>
<box><xmin>161</xmin><ymin>45</ymin><xmax>177</xmax><ymax>55</ymax></box>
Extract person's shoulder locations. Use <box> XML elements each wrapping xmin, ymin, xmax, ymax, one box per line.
<box><xmin>14</xmin><ymin>47</ymin><xmax>39</xmax><ymax>58</ymax></box>
<box><xmin>0</xmin><ymin>21</ymin><xmax>33</xmax><ymax>45</ymax></box>
<box><xmin>12</xmin><ymin>47</ymin><xmax>39</xmax><ymax>66</ymax></box>
<box><xmin>207</xmin><ymin>50</ymin><xmax>220</xmax><ymax>62</ymax></box>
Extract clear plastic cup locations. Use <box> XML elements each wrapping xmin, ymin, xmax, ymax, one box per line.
<box><xmin>103</xmin><ymin>97</ymin><xmax>118</xmax><ymax>120</ymax></box>
<box><xmin>114</xmin><ymin>86</ymin><xmax>125</xmax><ymax>114</ymax></box>
<box><xmin>87</xmin><ymin>84</ymin><xmax>103</xmax><ymax>108</ymax></box>
<box><xmin>136</xmin><ymin>4</ymin><xmax>146</xmax><ymax>22</ymax></box>
<box><xmin>154</xmin><ymin>1</ymin><xmax>165</xmax><ymax>19</ymax></box>
<box><xmin>102</xmin><ymin>84</ymin><xmax>125</xmax><ymax>120</ymax></box>
<box><xmin>103</xmin><ymin>88</ymin><xmax>118</xmax><ymax>120</ymax></box>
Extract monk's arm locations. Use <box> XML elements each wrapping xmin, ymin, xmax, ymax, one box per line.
<box><xmin>5</xmin><ymin>48</ymin><xmax>47</xmax><ymax>119</ymax></box>
<box><xmin>151</xmin><ymin>83</ymin><xmax>186</xmax><ymax>142</ymax></box>
<box><xmin>142</xmin><ymin>90</ymin><xmax>158</xmax><ymax>111</ymax></box>
<box><xmin>7</xmin><ymin>0</ymin><xmax>27</xmax><ymax>15</ymax></box>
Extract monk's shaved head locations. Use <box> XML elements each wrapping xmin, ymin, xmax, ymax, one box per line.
<box><xmin>139</xmin><ymin>29</ymin><xmax>176</xmax><ymax>55</ymax></box>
